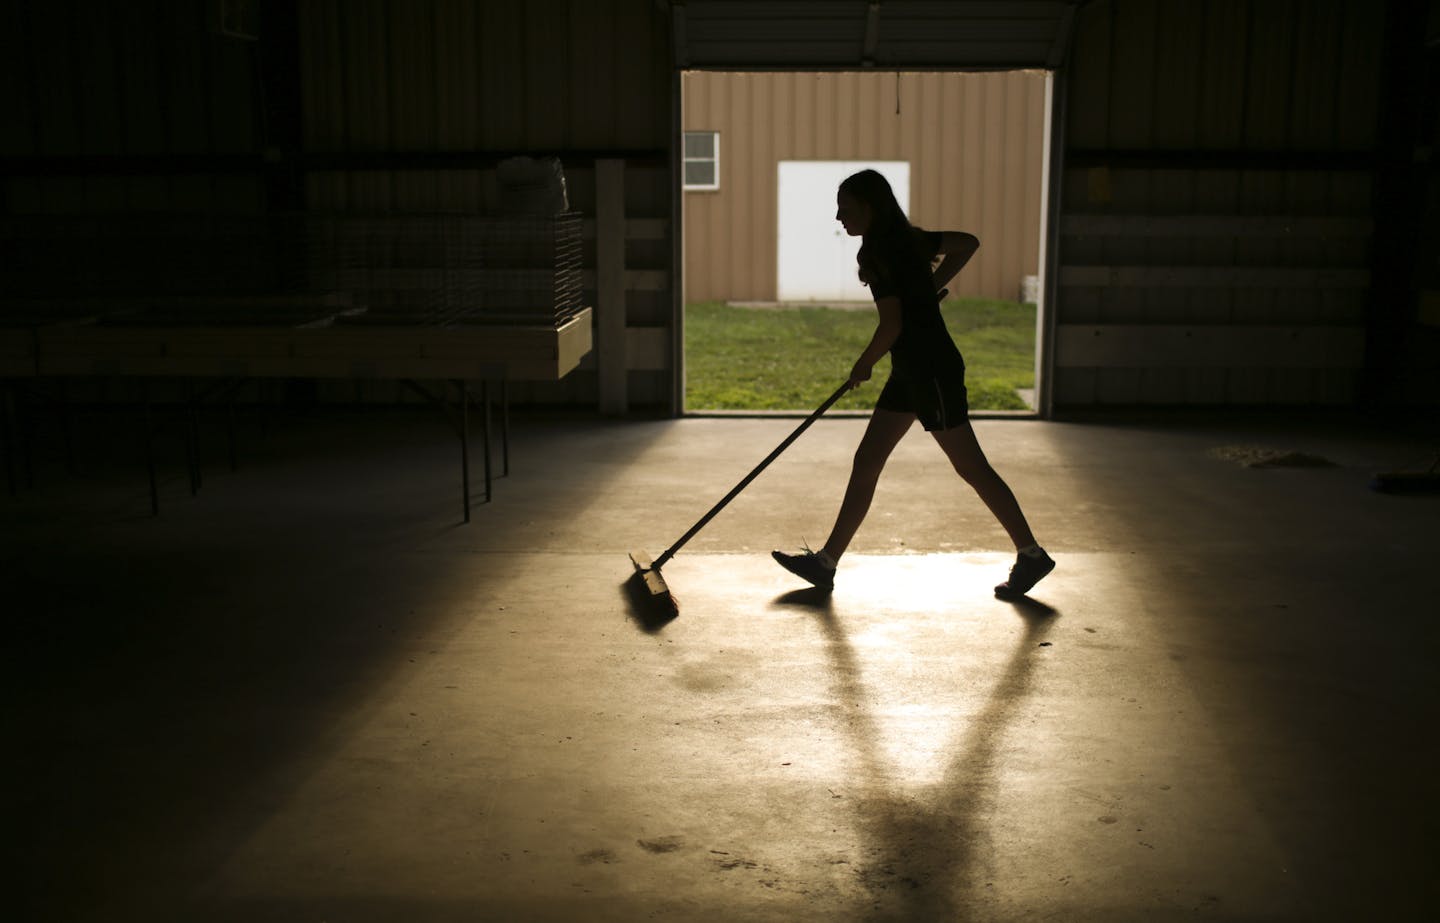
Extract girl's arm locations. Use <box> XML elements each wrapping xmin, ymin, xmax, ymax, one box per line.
<box><xmin>848</xmin><ymin>295</ymin><xmax>902</xmax><ymax>389</ymax></box>
<box><xmin>932</xmin><ymin>232</ymin><xmax>980</xmax><ymax>294</ymax></box>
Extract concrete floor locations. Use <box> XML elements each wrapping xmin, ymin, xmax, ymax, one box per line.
<box><xmin>4</xmin><ymin>404</ymin><xmax>1437</xmax><ymax>921</ymax></box>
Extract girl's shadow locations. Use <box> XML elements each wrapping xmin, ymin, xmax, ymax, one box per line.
<box><xmin>772</xmin><ymin>586</ymin><xmax>835</xmax><ymax>612</ymax></box>
<box><xmin>770</xmin><ymin>585</ymin><xmax>1059</xmax><ymax>919</ymax></box>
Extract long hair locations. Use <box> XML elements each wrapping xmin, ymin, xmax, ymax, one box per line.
<box><xmin>839</xmin><ymin>169</ymin><xmax>919</xmax><ymax>288</ymax></box>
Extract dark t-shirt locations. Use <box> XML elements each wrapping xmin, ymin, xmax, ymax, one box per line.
<box><xmin>866</xmin><ymin>227</ymin><xmax>966</xmax><ymax>376</ymax></box>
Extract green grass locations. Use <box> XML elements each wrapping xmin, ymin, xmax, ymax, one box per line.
<box><xmin>684</xmin><ymin>298</ymin><xmax>1036</xmax><ymax>411</ymax></box>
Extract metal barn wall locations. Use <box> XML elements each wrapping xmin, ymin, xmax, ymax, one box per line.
<box><xmin>0</xmin><ymin>0</ymin><xmax>677</xmax><ymax>412</ymax></box>
<box><xmin>297</xmin><ymin>0</ymin><xmax>675</xmax><ymax>408</ymax></box>
<box><xmin>683</xmin><ymin>70</ymin><xmax>1049</xmax><ymax>304</ymax></box>
<box><xmin>1054</xmin><ymin>0</ymin><xmax>1387</xmax><ymax>407</ymax></box>
<box><xmin>1</xmin><ymin>0</ymin><xmax>264</xmax><ymax>213</ymax></box>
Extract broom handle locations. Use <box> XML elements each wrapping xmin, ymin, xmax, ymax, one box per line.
<box><xmin>654</xmin><ymin>382</ymin><xmax>850</xmax><ymax>570</ymax></box>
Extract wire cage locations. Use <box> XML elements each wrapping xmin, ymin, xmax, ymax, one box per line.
<box><xmin>308</xmin><ymin>212</ymin><xmax>585</xmax><ymax>327</ymax></box>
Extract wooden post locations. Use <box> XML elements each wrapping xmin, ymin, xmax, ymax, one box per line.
<box><xmin>596</xmin><ymin>158</ymin><xmax>627</xmax><ymax>414</ymax></box>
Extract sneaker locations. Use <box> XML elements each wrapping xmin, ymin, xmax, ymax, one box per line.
<box><xmin>772</xmin><ymin>547</ymin><xmax>835</xmax><ymax>590</ymax></box>
<box><xmin>994</xmin><ymin>549</ymin><xmax>1055</xmax><ymax>599</ymax></box>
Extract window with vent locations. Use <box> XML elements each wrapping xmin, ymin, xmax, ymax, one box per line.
<box><xmin>683</xmin><ymin>131</ymin><xmax>720</xmax><ymax>190</ymax></box>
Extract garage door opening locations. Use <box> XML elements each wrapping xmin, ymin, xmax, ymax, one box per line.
<box><xmin>680</xmin><ymin>69</ymin><xmax>1052</xmax><ymax>414</ymax></box>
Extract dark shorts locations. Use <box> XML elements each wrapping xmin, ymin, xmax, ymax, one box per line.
<box><xmin>875</xmin><ymin>369</ymin><xmax>969</xmax><ymax>432</ymax></box>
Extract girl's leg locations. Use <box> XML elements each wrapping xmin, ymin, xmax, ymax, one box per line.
<box><xmin>821</xmin><ymin>408</ymin><xmax>915</xmax><ymax>561</ymax></box>
<box><xmin>930</xmin><ymin>420</ymin><xmax>1037</xmax><ymax>550</ymax></box>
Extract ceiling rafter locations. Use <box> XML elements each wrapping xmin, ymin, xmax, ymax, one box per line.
<box><xmin>670</xmin><ymin>1</ymin><xmax>1076</xmax><ymax>71</ymax></box>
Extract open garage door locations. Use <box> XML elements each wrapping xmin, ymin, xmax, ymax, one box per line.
<box><xmin>672</xmin><ymin>0</ymin><xmax>1080</xmax><ymax>70</ymax></box>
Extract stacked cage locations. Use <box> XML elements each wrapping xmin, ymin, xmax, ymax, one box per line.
<box><xmin>311</xmin><ymin>213</ymin><xmax>584</xmax><ymax>327</ymax></box>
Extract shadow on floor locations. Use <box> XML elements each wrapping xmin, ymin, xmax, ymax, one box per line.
<box><xmin>791</xmin><ymin>590</ymin><xmax>1059</xmax><ymax>919</ymax></box>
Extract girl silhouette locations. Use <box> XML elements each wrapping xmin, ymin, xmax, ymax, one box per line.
<box><xmin>773</xmin><ymin>169</ymin><xmax>1054</xmax><ymax>599</ymax></box>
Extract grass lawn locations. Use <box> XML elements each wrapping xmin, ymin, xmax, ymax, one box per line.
<box><xmin>684</xmin><ymin>298</ymin><xmax>1036</xmax><ymax>412</ymax></box>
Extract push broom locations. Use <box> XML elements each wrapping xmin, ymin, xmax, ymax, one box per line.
<box><xmin>630</xmin><ymin>381</ymin><xmax>851</xmax><ymax>613</ymax></box>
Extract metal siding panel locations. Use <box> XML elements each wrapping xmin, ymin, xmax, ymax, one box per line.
<box><xmin>745</xmin><ymin>73</ymin><xmax>765</xmax><ymax>299</ymax></box>
<box><xmin>982</xmin><ymin>74</ymin><xmax>1009</xmax><ymax>298</ymax></box>
<box><xmin>914</xmin><ymin>73</ymin><xmax>940</xmax><ymax>231</ymax></box>
<box><xmin>613</xmin><ymin>0</ymin><xmax>664</xmax><ymax>149</ymax></box>
<box><xmin>830</xmin><ymin>71</ymin><xmax>850</xmax><ymax>156</ymax></box>
<box><xmin>211</xmin><ymin>28</ymin><xmax>256</xmax><ymax>154</ymax></box>
<box><xmin>702</xmin><ymin>73</ymin><xmax>728</xmax><ymax>301</ymax></box>
<box><xmin>912</xmin><ymin>73</ymin><xmax>936</xmax><ymax>228</ymax></box>
<box><xmin>757</xmin><ymin>73</ymin><xmax>779</xmax><ymax>301</ymax></box>
<box><xmin>342</xmin><ymin>2</ymin><xmax>388</xmax><ymax>148</ymax></box>
<box><xmin>1334</xmin><ymin>0</ymin><xmax>1384</xmax><ymax>149</ymax></box>
<box><xmin>118</xmin><ymin>2</ymin><xmax>164</xmax><ymax>207</ymax></box>
<box><xmin>1055</xmin><ymin>367</ymin><xmax>1099</xmax><ymax>405</ymax></box>
<box><xmin>1289</xmin><ymin>0</ymin><xmax>1344</xmax><ymax>151</ymax></box>
<box><xmin>434</xmin><ymin>0</ymin><xmax>478</xmax><ymax>150</ymax></box>
<box><xmin>960</xmin><ymin>75</ymin><xmax>986</xmax><ymax>297</ymax></box>
<box><xmin>1139</xmin><ymin>367</ymin><xmax>1186</xmax><ymax>404</ymax></box>
<box><xmin>434</xmin><ymin>0</ymin><xmax>482</xmax><ymax>208</ymax></box>
<box><xmin>1066</xmin><ymin>0</ymin><xmax>1110</xmax><ymax>149</ymax></box>
<box><xmin>1153</xmin><ymin>0</ymin><xmax>1202</xmax><ymax>149</ymax></box>
<box><xmin>0</xmin><ymin>0</ymin><xmax>36</xmax><ymax>156</ymax></box>
<box><xmin>1198</xmin><ymin>0</ymin><xmax>1249</xmax><ymax>149</ymax></box>
<box><xmin>859</xmin><ymin>72</ymin><xmax>884</xmax><ymax>159</ymax></box>
<box><xmin>727</xmin><ymin>73</ymin><xmax>749</xmax><ymax>299</ymax></box>
<box><xmin>1107</xmin><ymin>0</ymin><xmax>1157</xmax><ymax>149</ymax></box>
<box><xmin>301</xmin><ymin>0</ymin><xmax>348</xmax><ymax>209</ymax></box>
<box><xmin>1023</xmin><ymin>73</ymin><xmax>1046</xmax><ymax>299</ymax></box>
<box><xmin>1242</xmin><ymin>0</ymin><xmax>1295</xmax><ymax>150</ymax></box>
<box><xmin>682</xmin><ymin>73</ymin><xmax>705</xmax><ymax>299</ymax></box>
<box><xmin>479</xmin><ymin>1</ymin><xmax>524</xmax><ymax>149</ymax></box>
<box><xmin>119</xmin><ymin>2</ymin><xmax>164</xmax><ymax>157</ymax></box>
<box><xmin>1002</xmin><ymin>73</ymin><xmax>1028</xmax><ymax>301</ymax></box>
<box><xmin>31</xmin><ymin>0</ymin><xmax>80</xmax><ymax>154</ymax></box>
<box><xmin>166</xmin><ymin>1</ymin><xmax>210</xmax><ymax>154</ymax></box>
<box><xmin>300</xmin><ymin>0</ymin><xmax>342</xmax><ymax>149</ymax></box>
<box><xmin>567</xmin><ymin>0</ymin><xmax>616</xmax><ymax>149</ymax></box>
<box><xmin>522</xmin><ymin>0</ymin><xmax>567</xmax><ymax>150</ymax></box>
<box><xmin>1097</xmin><ymin>367</ymin><xmax>1143</xmax><ymax>403</ymax></box>
<box><xmin>1226</xmin><ymin>368</ymin><xmax>1270</xmax><ymax>403</ymax></box>
<box><xmin>391</xmin><ymin>0</ymin><xmax>439</xmax><ymax>209</ymax></box>
<box><xmin>793</xmin><ymin>72</ymin><xmax>816</xmax><ymax>159</ymax></box>
<box><xmin>343</xmin><ymin>0</ymin><xmax>392</xmax><ymax>209</ymax></box>
<box><xmin>76</xmin><ymin>6</ymin><xmax>124</xmax><ymax>156</ymax></box>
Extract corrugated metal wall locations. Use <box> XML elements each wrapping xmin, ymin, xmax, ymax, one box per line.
<box><xmin>297</xmin><ymin>0</ymin><xmax>675</xmax><ymax>407</ymax></box>
<box><xmin>7</xmin><ymin>0</ymin><xmax>1429</xmax><ymax>413</ymax></box>
<box><xmin>683</xmin><ymin>70</ymin><xmax>1048</xmax><ymax>303</ymax></box>
<box><xmin>298</xmin><ymin>0</ymin><xmax>669</xmax><ymax>210</ymax></box>
<box><xmin>1053</xmin><ymin>0</ymin><xmax>1386</xmax><ymax>406</ymax></box>
<box><xmin>1</xmin><ymin>0</ymin><xmax>264</xmax><ymax>213</ymax></box>
<box><xmin>1</xmin><ymin>0</ymin><xmax>677</xmax><ymax>410</ymax></box>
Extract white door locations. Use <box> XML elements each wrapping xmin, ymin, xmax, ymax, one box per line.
<box><xmin>777</xmin><ymin>161</ymin><xmax>910</xmax><ymax>302</ymax></box>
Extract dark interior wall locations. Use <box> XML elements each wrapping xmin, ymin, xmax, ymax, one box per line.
<box><xmin>1370</xmin><ymin>0</ymin><xmax>1440</xmax><ymax>407</ymax></box>
<box><xmin>1</xmin><ymin>0</ymin><xmax>265</xmax><ymax>213</ymax></box>
<box><xmin>5</xmin><ymin>0</ymin><xmax>1434</xmax><ymax>412</ymax></box>
<box><xmin>1</xmin><ymin>0</ymin><xmax>677</xmax><ymax>410</ymax></box>
<box><xmin>298</xmin><ymin>0</ymin><xmax>670</xmax><ymax>208</ymax></box>
<box><xmin>1</xmin><ymin>0</ymin><xmax>673</xmax><ymax>210</ymax></box>
<box><xmin>1056</xmin><ymin>0</ymin><xmax>1437</xmax><ymax>408</ymax></box>
<box><xmin>293</xmin><ymin>0</ymin><xmax>676</xmax><ymax>409</ymax></box>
